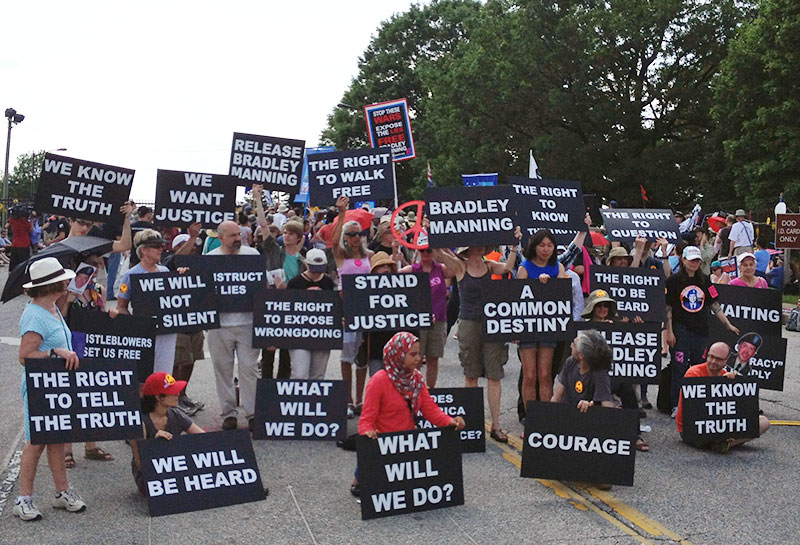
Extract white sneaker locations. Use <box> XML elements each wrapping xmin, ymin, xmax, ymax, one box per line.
<box><xmin>670</xmin><ymin>407</ymin><xmax>678</xmax><ymax>419</ymax></box>
<box><xmin>13</xmin><ymin>497</ymin><xmax>43</xmax><ymax>521</ymax></box>
<box><xmin>53</xmin><ymin>489</ymin><xmax>87</xmax><ymax>512</ymax></box>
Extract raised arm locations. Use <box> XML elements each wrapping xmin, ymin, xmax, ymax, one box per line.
<box><xmin>331</xmin><ymin>196</ymin><xmax>349</xmax><ymax>262</ymax></box>
<box><xmin>111</xmin><ymin>201</ymin><xmax>135</xmax><ymax>254</ymax></box>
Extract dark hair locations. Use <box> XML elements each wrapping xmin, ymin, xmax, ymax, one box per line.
<box><xmin>524</xmin><ymin>229</ymin><xmax>558</xmax><ymax>265</ymax></box>
<box><xmin>141</xmin><ymin>395</ymin><xmax>158</xmax><ymax>413</ymax></box>
<box><xmin>238</xmin><ymin>211</ymin><xmax>249</xmax><ymax>225</ymax></box>
<box><xmin>756</xmin><ymin>236</ymin><xmax>767</xmax><ymax>249</ymax></box>
<box><xmin>137</xmin><ymin>206</ymin><xmax>152</xmax><ymax>218</ymax></box>
<box><xmin>25</xmin><ymin>279</ymin><xmax>68</xmax><ymax>298</ymax></box>
<box><xmin>677</xmin><ymin>255</ymin><xmax>709</xmax><ymax>284</ymax></box>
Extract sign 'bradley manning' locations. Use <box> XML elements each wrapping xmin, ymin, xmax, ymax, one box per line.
<box><xmin>424</xmin><ymin>186</ymin><xmax>518</xmax><ymax>248</ymax></box>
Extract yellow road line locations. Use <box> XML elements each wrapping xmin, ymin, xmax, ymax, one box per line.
<box><xmin>769</xmin><ymin>420</ymin><xmax>800</xmax><ymax>426</ymax></box>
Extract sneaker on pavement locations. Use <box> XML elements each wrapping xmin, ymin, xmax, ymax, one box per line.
<box><xmin>670</xmin><ymin>407</ymin><xmax>678</xmax><ymax>419</ymax></box>
<box><xmin>13</xmin><ymin>497</ymin><xmax>42</xmax><ymax>521</ymax></box>
<box><xmin>178</xmin><ymin>397</ymin><xmax>200</xmax><ymax>417</ymax></box>
<box><xmin>53</xmin><ymin>489</ymin><xmax>86</xmax><ymax>512</ymax></box>
<box><xmin>347</xmin><ymin>404</ymin><xmax>355</xmax><ymax>419</ymax></box>
<box><xmin>222</xmin><ymin>416</ymin><xmax>238</xmax><ymax>430</ymax></box>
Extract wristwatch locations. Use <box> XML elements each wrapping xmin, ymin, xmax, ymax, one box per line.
<box><xmin>49</xmin><ymin>349</ymin><xmax>58</xmax><ymax>358</ymax></box>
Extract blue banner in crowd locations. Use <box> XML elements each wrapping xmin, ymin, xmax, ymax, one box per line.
<box><xmin>462</xmin><ymin>173</ymin><xmax>498</xmax><ymax>187</ymax></box>
<box><xmin>295</xmin><ymin>146</ymin><xmax>336</xmax><ymax>203</ymax></box>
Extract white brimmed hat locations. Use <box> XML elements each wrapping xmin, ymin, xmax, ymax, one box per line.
<box><xmin>23</xmin><ymin>257</ymin><xmax>76</xmax><ymax>289</ymax></box>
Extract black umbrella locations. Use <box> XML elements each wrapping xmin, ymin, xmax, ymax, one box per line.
<box><xmin>2</xmin><ymin>236</ymin><xmax>114</xmax><ymax>303</ymax></box>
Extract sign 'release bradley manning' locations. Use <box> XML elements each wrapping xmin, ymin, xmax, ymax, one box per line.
<box><xmin>416</xmin><ymin>388</ymin><xmax>485</xmax><ymax>453</ymax></box>
<box><xmin>252</xmin><ymin>289</ymin><xmax>343</xmax><ymax>350</ymax></box>
<box><xmin>681</xmin><ymin>377</ymin><xmax>760</xmax><ymax>445</ymax></box>
<box><xmin>482</xmin><ymin>279</ymin><xmax>573</xmax><ymax>343</ymax></box>
<box><xmin>343</xmin><ymin>273</ymin><xmax>433</xmax><ymax>332</ymax></box>
<box><xmin>26</xmin><ymin>358</ymin><xmax>140</xmax><ymax>445</ymax></box>
<box><xmin>364</xmin><ymin>98</ymin><xmax>416</xmax><ymax>161</ymax></box>
<box><xmin>600</xmin><ymin>208</ymin><xmax>680</xmax><ymax>244</ymax></box>
<box><xmin>508</xmin><ymin>176</ymin><xmax>588</xmax><ymax>245</ymax></box>
<box><xmin>590</xmin><ymin>265</ymin><xmax>666</xmax><ymax>323</ymax></box>
<box><xmin>307</xmin><ymin>147</ymin><xmax>395</xmax><ymax>205</ymax></box>
<box><xmin>154</xmin><ymin>170</ymin><xmax>237</xmax><ymax>228</ymax></box>
<box><xmin>129</xmin><ymin>272</ymin><xmax>220</xmax><ymax>334</ymax></box>
<box><xmin>252</xmin><ymin>379</ymin><xmax>347</xmax><ymax>441</ymax></box>
<box><xmin>69</xmin><ymin>308</ymin><xmax>157</xmax><ymax>380</ymax></box>
<box><xmin>709</xmin><ymin>284</ymin><xmax>782</xmax><ymax>338</ymax></box>
<box><xmin>521</xmin><ymin>401</ymin><xmax>638</xmax><ymax>486</ymax></box>
<box><xmin>576</xmin><ymin>322</ymin><xmax>662</xmax><ymax>385</ymax></box>
<box><xmin>357</xmin><ymin>427</ymin><xmax>464</xmax><ymax>520</ymax></box>
<box><xmin>174</xmin><ymin>254</ymin><xmax>266</xmax><ymax>313</ymax></box>
<box><xmin>140</xmin><ymin>430</ymin><xmax>266</xmax><ymax>517</ymax></box>
<box><xmin>229</xmin><ymin>133</ymin><xmax>305</xmax><ymax>193</ymax></box>
<box><xmin>424</xmin><ymin>185</ymin><xmax>518</xmax><ymax>248</ymax></box>
<box><xmin>714</xmin><ymin>329</ymin><xmax>787</xmax><ymax>392</ymax></box>
<box><xmin>35</xmin><ymin>153</ymin><xmax>134</xmax><ymax>225</ymax></box>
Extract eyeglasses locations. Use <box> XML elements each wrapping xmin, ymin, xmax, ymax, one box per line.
<box><xmin>345</xmin><ymin>230</ymin><xmax>368</xmax><ymax>237</ymax></box>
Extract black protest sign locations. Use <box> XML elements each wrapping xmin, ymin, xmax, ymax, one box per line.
<box><xmin>343</xmin><ymin>273</ymin><xmax>433</xmax><ymax>332</ymax></box>
<box><xmin>139</xmin><ymin>430</ymin><xmax>266</xmax><ymax>517</ymax></box>
<box><xmin>417</xmin><ymin>388</ymin><xmax>485</xmax><ymax>453</ymax></box>
<box><xmin>129</xmin><ymin>272</ymin><xmax>220</xmax><ymax>334</ymax></box>
<box><xmin>174</xmin><ymin>254</ymin><xmax>266</xmax><ymax>313</ymax></box>
<box><xmin>357</xmin><ymin>428</ymin><xmax>464</xmax><ymax>520</ymax></box>
<box><xmin>521</xmin><ymin>401</ymin><xmax>638</xmax><ymax>486</ymax></box>
<box><xmin>589</xmin><ymin>266</ymin><xmax>666</xmax><ymax>322</ymax></box>
<box><xmin>252</xmin><ymin>379</ymin><xmax>347</xmax><ymax>441</ymax></box>
<box><xmin>424</xmin><ymin>185</ymin><xmax>518</xmax><ymax>248</ymax></box>
<box><xmin>576</xmin><ymin>322</ymin><xmax>662</xmax><ymax>385</ymax></box>
<box><xmin>69</xmin><ymin>308</ymin><xmax>157</xmax><ymax>380</ymax></box>
<box><xmin>508</xmin><ymin>177</ymin><xmax>587</xmax><ymax>245</ymax></box>
<box><xmin>25</xmin><ymin>358</ymin><xmax>140</xmax><ymax>445</ymax></box>
<box><xmin>35</xmin><ymin>153</ymin><xmax>134</xmax><ymax>225</ymax></box>
<box><xmin>481</xmin><ymin>279</ymin><xmax>573</xmax><ymax>343</ymax></box>
<box><xmin>709</xmin><ymin>284</ymin><xmax>782</xmax><ymax>338</ymax></box>
<box><xmin>229</xmin><ymin>132</ymin><xmax>305</xmax><ymax>193</ymax></box>
<box><xmin>252</xmin><ymin>289</ymin><xmax>343</xmax><ymax>349</ymax></box>
<box><xmin>364</xmin><ymin>98</ymin><xmax>416</xmax><ymax>161</ymax></box>
<box><xmin>680</xmin><ymin>377</ymin><xmax>760</xmax><ymax>445</ymax></box>
<box><xmin>307</xmin><ymin>147</ymin><xmax>395</xmax><ymax>205</ymax></box>
<box><xmin>600</xmin><ymin>209</ymin><xmax>680</xmax><ymax>245</ymax></box>
<box><xmin>153</xmin><ymin>170</ymin><xmax>237</xmax><ymax>228</ymax></box>
<box><xmin>713</xmin><ymin>330</ymin><xmax>787</xmax><ymax>392</ymax></box>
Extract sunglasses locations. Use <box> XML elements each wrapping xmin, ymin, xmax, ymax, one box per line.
<box><xmin>345</xmin><ymin>230</ymin><xmax>368</xmax><ymax>237</ymax></box>
<box><xmin>420</xmin><ymin>248</ymin><xmax>433</xmax><ymax>254</ymax></box>
<box><xmin>596</xmin><ymin>302</ymin><xmax>612</xmax><ymax>308</ymax></box>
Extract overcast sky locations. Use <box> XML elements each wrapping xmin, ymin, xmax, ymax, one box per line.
<box><xmin>1</xmin><ymin>1</ymin><xmax>419</xmax><ymax>201</ymax></box>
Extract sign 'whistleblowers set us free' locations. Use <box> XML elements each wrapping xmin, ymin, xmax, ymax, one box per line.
<box><xmin>307</xmin><ymin>147</ymin><xmax>395</xmax><ymax>205</ymax></box>
<box><xmin>229</xmin><ymin>133</ymin><xmax>305</xmax><ymax>194</ymax></box>
<box><xmin>576</xmin><ymin>322</ymin><xmax>662</xmax><ymax>384</ymax></box>
<box><xmin>129</xmin><ymin>272</ymin><xmax>220</xmax><ymax>334</ymax></box>
<box><xmin>154</xmin><ymin>170</ymin><xmax>237</xmax><ymax>228</ymax></box>
<box><xmin>35</xmin><ymin>154</ymin><xmax>134</xmax><ymax>225</ymax></box>
<box><xmin>600</xmin><ymin>208</ymin><xmax>680</xmax><ymax>244</ymax></box>
<box><xmin>252</xmin><ymin>289</ymin><xmax>343</xmax><ymax>350</ymax></box>
<box><xmin>423</xmin><ymin>186</ymin><xmax>518</xmax><ymax>248</ymax></box>
<box><xmin>681</xmin><ymin>377</ymin><xmax>760</xmax><ymax>445</ymax></box>
<box><xmin>508</xmin><ymin>177</ymin><xmax>588</xmax><ymax>245</ymax></box>
<box><xmin>481</xmin><ymin>279</ymin><xmax>573</xmax><ymax>343</ymax></box>
<box><xmin>343</xmin><ymin>273</ymin><xmax>433</xmax><ymax>332</ymax></box>
<box><xmin>252</xmin><ymin>379</ymin><xmax>347</xmax><ymax>441</ymax></box>
<box><xmin>589</xmin><ymin>266</ymin><xmax>666</xmax><ymax>323</ymax></box>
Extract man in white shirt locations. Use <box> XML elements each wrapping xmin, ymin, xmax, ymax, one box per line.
<box><xmin>727</xmin><ymin>209</ymin><xmax>754</xmax><ymax>258</ymax></box>
<box><xmin>272</xmin><ymin>204</ymin><xmax>289</xmax><ymax>229</ymax></box>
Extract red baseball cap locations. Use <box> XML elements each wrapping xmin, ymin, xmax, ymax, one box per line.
<box><xmin>142</xmin><ymin>372</ymin><xmax>186</xmax><ymax>396</ymax></box>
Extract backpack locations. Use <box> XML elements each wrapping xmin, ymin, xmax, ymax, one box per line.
<box><xmin>787</xmin><ymin>308</ymin><xmax>800</xmax><ymax>332</ymax></box>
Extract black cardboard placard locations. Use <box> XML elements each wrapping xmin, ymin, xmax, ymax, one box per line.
<box><xmin>129</xmin><ymin>272</ymin><xmax>220</xmax><ymax>334</ymax></box>
<box><xmin>709</xmin><ymin>284</ymin><xmax>783</xmax><ymax>338</ymax></box>
<box><xmin>680</xmin><ymin>377</ymin><xmax>760</xmax><ymax>444</ymax></box>
<box><xmin>481</xmin><ymin>279</ymin><xmax>573</xmax><ymax>342</ymax></box>
<box><xmin>521</xmin><ymin>401</ymin><xmax>638</xmax><ymax>486</ymax></box>
<box><xmin>25</xmin><ymin>358</ymin><xmax>141</xmax><ymax>444</ymax></box>
<box><xmin>153</xmin><ymin>170</ymin><xmax>237</xmax><ymax>228</ymax></box>
<box><xmin>342</xmin><ymin>273</ymin><xmax>433</xmax><ymax>332</ymax></box>
<box><xmin>307</xmin><ymin>147</ymin><xmax>395</xmax><ymax>206</ymax></box>
<box><xmin>600</xmin><ymin>208</ymin><xmax>680</xmax><ymax>244</ymax></box>
<box><xmin>424</xmin><ymin>186</ymin><xmax>518</xmax><ymax>248</ymax></box>
<box><xmin>139</xmin><ymin>430</ymin><xmax>266</xmax><ymax>517</ymax></box>
<box><xmin>35</xmin><ymin>153</ymin><xmax>134</xmax><ymax>225</ymax></box>
<box><xmin>416</xmin><ymin>388</ymin><xmax>485</xmax><ymax>453</ymax></box>
<box><xmin>357</xmin><ymin>427</ymin><xmax>464</xmax><ymax>520</ymax></box>
<box><xmin>252</xmin><ymin>289</ymin><xmax>343</xmax><ymax>349</ymax></box>
<box><xmin>589</xmin><ymin>265</ymin><xmax>666</xmax><ymax>323</ymax></box>
<box><xmin>174</xmin><ymin>254</ymin><xmax>266</xmax><ymax>313</ymax></box>
<box><xmin>576</xmin><ymin>322</ymin><xmax>662</xmax><ymax>385</ymax></box>
<box><xmin>229</xmin><ymin>132</ymin><xmax>305</xmax><ymax>193</ymax></box>
<box><xmin>712</xmin><ymin>330</ymin><xmax>787</xmax><ymax>391</ymax></box>
<box><xmin>252</xmin><ymin>379</ymin><xmax>347</xmax><ymax>441</ymax></box>
<box><xmin>508</xmin><ymin>177</ymin><xmax>587</xmax><ymax>245</ymax></box>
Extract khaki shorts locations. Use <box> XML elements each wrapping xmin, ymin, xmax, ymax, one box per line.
<box><xmin>419</xmin><ymin>321</ymin><xmax>447</xmax><ymax>359</ymax></box>
<box><xmin>457</xmin><ymin>319</ymin><xmax>508</xmax><ymax>380</ymax></box>
<box><xmin>174</xmin><ymin>331</ymin><xmax>205</xmax><ymax>368</ymax></box>
<box><xmin>733</xmin><ymin>246</ymin><xmax>753</xmax><ymax>256</ymax></box>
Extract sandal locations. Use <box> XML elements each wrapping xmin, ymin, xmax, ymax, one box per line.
<box><xmin>84</xmin><ymin>446</ymin><xmax>114</xmax><ymax>461</ymax></box>
<box><xmin>490</xmin><ymin>428</ymin><xmax>509</xmax><ymax>444</ymax></box>
<box><xmin>64</xmin><ymin>452</ymin><xmax>75</xmax><ymax>469</ymax></box>
<box><xmin>635</xmin><ymin>436</ymin><xmax>649</xmax><ymax>453</ymax></box>
<box><xmin>350</xmin><ymin>483</ymin><xmax>360</xmax><ymax>497</ymax></box>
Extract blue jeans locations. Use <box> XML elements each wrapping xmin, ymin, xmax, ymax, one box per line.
<box><xmin>670</xmin><ymin>323</ymin><xmax>708</xmax><ymax>409</ymax></box>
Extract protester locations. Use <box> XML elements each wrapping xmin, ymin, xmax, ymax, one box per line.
<box><xmin>29</xmin><ymin>211</ymin><xmax>43</xmax><ymax>251</ymax></box>
<box><xmin>730</xmin><ymin>253</ymin><xmax>768</xmax><ymax>288</ymax></box>
<box><xmin>714</xmin><ymin>214</ymin><xmax>735</xmax><ymax>257</ymax></box>
<box><xmin>15</xmin><ymin>258</ymin><xmax>86</xmax><ymax>520</ymax></box>
<box><xmin>202</xmin><ymin>229</ymin><xmax>221</xmax><ymax>254</ymax></box>
<box><xmin>709</xmin><ymin>260</ymin><xmax>731</xmax><ymax>285</ymax></box>
<box><xmin>273</xmin><ymin>204</ymin><xmax>289</xmax><ymax>229</ymax></box>
<box><xmin>238</xmin><ymin>211</ymin><xmax>253</xmax><ymax>247</ymax></box>
<box><xmin>693</xmin><ymin>226</ymin><xmax>715</xmax><ymax>275</ymax></box>
<box><xmin>7</xmin><ymin>207</ymin><xmax>32</xmax><ymax>270</ymax></box>
<box><xmin>767</xmin><ymin>257</ymin><xmax>784</xmax><ymax>290</ymax></box>
<box><xmin>727</xmin><ymin>209</ymin><xmax>755</xmax><ymax>258</ymax></box>
<box><xmin>753</xmin><ymin>237</ymin><xmax>770</xmax><ymax>278</ymax></box>
<box><xmin>0</xmin><ymin>229</ymin><xmax>11</xmax><ymax>265</ymax></box>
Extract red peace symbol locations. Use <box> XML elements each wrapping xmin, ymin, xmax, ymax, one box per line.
<box><xmin>390</xmin><ymin>200</ymin><xmax>428</xmax><ymax>250</ymax></box>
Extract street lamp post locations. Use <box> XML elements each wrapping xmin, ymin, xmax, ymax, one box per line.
<box><xmin>2</xmin><ymin>107</ymin><xmax>25</xmax><ymax>225</ymax></box>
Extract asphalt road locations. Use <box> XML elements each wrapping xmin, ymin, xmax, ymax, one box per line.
<box><xmin>1</xmin><ymin>264</ymin><xmax>798</xmax><ymax>545</ymax></box>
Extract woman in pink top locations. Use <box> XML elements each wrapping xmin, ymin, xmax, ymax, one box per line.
<box><xmin>730</xmin><ymin>253</ymin><xmax>768</xmax><ymax>288</ymax></box>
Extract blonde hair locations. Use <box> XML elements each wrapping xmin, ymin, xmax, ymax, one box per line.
<box><xmin>283</xmin><ymin>220</ymin><xmax>304</xmax><ymax>238</ymax></box>
<box><xmin>134</xmin><ymin>229</ymin><xmax>163</xmax><ymax>259</ymax></box>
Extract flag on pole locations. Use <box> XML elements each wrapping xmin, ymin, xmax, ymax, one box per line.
<box><xmin>640</xmin><ymin>185</ymin><xmax>649</xmax><ymax>202</ymax></box>
<box><xmin>529</xmin><ymin>150</ymin><xmax>541</xmax><ymax>179</ymax></box>
<box><xmin>427</xmin><ymin>161</ymin><xmax>434</xmax><ymax>188</ymax></box>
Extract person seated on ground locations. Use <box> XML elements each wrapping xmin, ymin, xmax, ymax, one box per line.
<box><xmin>130</xmin><ymin>372</ymin><xmax>205</xmax><ymax>496</ymax></box>
<box><xmin>351</xmin><ymin>332</ymin><xmax>465</xmax><ymax>497</ymax></box>
<box><xmin>676</xmin><ymin>342</ymin><xmax>770</xmax><ymax>453</ymax></box>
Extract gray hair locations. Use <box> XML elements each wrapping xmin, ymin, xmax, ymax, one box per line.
<box><xmin>339</xmin><ymin>220</ymin><xmax>368</xmax><ymax>259</ymax></box>
<box><xmin>574</xmin><ymin>329</ymin><xmax>612</xmax><ymax>371</ymax></box>
<box><xmin>134</xmin><ymin>228</ymin><xmax>162</xmax><ymax>259</ymax></box>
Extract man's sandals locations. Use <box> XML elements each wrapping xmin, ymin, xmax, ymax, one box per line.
<box><xmin>84</xmin><ymin>447</ymin><xmax>114</xmax><ymax>461</ymax></box>
<box><xmin>490</xmin><ymin>428</ymin><xmax>509</xmax><ymax>444</ymax></box>
<box><xmin>636</xmin><ymin>436</ymin><xmax>649</xmax><ymax>452</ymax></box>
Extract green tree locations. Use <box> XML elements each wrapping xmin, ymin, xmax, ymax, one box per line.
<box><xmin>7</xmin><ymin>150</ymin><xmax>46</xmax><ymax>203</ymax></box>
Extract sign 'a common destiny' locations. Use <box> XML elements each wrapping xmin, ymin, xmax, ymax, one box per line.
<box><xmin>174</xmin><ymin>254</ymin><xmax>266</xmax><ymax>313</ymax></box>
<box><xmin>252</xmin><ymin>289</ymin><xmax>343</xmax><ymax>350</ymax></box>
<box><xmin>139</xmin><ymin>430</ymin><xmax>266</xmax><ymax>517</ymax></box>
<box><xmin>576</xmin><ymin>322</ymin><xmax>662</xmax><ymax>384</ymax></box>
<box><xmin>521</xmin><ymin>401</ymin><xmax>638</xmax><ymax>486</ymax></box>
<box><xmin>680</xmin><ymin>377</ymin><xmax>760</xmax><ymax>445</ymax></box>
<box><xmin>508</xmin><ymin>177</ymin><xmax>587</xmax><ymax>245</ymax></box>
<box><xmin>252</xmin><ymin>379</ymin><xmax>347</xmax><ymax>441</ymax></box>
<box><xmin>342</xmin><ymin>273</ymin><xmax>432</xmax><ymax>332</ymax></box>
<box><xmin>35</xmin><ymin>153</ymin><xmax>134</xmax><ymax>225</ymax></box>
<box><xmin>481</xmin><ymin>279</ymin><xmax>573</xmax><ymax>343</ymax></box>
<box><xmin>600</xmin><ymin>209</ymin><xmax>680</xmax><ymax>244</ymax></box>
<box><xmin>357</xmin><ymin>428</ymin><xmax>464</xmax><ymax>520</ymax></box>
<box><xmin>229</xmin><ymin>133</ymin><xmax>305</xmax><ymax>193</ymax></box>
<box><xmin>307</xmin><ymin>147</ymin><xmax>395</xmax><ymax>205</ymax></box>
<box><xmin>69</xmin><ymin>308</ymin><xmax>157</xmax><ymax>380</ymax></box>
<box><xmin>26</xmin><ymin>358</ymin><xmax>140</xmax><ymax>445</ymax></box>
<box><xmin>775</xmin><ymin>214</ymin><xmax>800</xmax><ymax>249</ymax></box>
<box><xmin>709</xmin><ymin>284</ymin><xmax>782</xmax><ymax>338</ymax></box>
<box><xmin>364</xmin><ymin>98</ymin><xmax>416</xmax><ymax>161</ymax></box>
<box><xmin>129</xmin><ymin>272</ymin><xmax>220</xmax><ymax>334</ymax></box>
<box><xmin>417</xmin><ymin>388</ymin><xmax>485</xmax><ymax>453</ymax></box>
<box><xmin>153</xmin><ymin>170</ymin><xmax>237</xmax><ymax>228</ymax></box>
<box><xmin>424</xmin><ymin>185</ymin><xmax>518</xmax><ymax>248</ymax></box>
<box><xmin>713</xmin><ymin>329</ymin><xmax>787</xmax><ymax>391</ymax></box>
<box><xmin>589</xmin><ymin>266</ymin><xmax>666</xmax><ymax>323</ymax></box>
